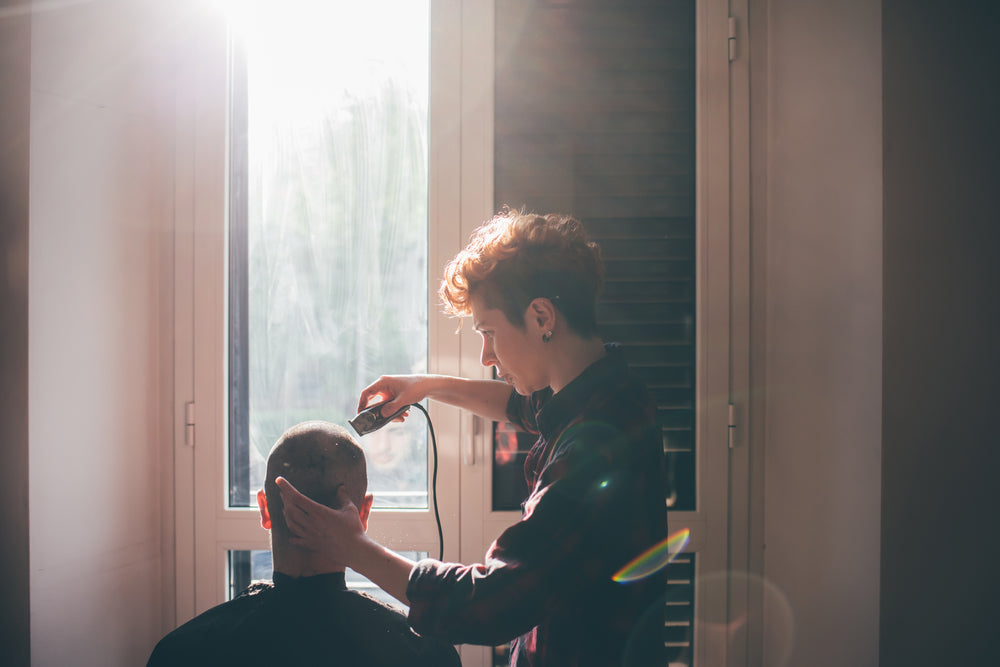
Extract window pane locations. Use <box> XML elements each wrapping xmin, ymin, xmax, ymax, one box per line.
<box><xmin>228</xmin><ymin>1</ymin><xmax>431</xmax><ymax>509</ymax></box>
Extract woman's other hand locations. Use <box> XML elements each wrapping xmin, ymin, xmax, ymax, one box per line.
<box><xmin>278</xmin><ymin>475</ymin><xmax>418</xmax><ymax>606</ymax></box>
<box><xmin>276</xmin><ymin>476</ymin><xmax>365</xmax><ymax>568</ymax></box>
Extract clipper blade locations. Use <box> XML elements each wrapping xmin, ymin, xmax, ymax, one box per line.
<box><xmin>348</xmin><ymin>404</ymin><xmax>409</xmax><ymax>436</ymax></box>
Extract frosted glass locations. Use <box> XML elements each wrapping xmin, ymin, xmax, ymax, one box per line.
<box><xmin>231</xmin><ymin>1</ymin><xmax>430</xmax><ymax>509</ymax></box>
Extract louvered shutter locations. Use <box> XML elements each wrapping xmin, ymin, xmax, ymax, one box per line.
<box><xmin>493</xmin><ymin>1</ymin><xmax>696</xmax><ymax>664</ymax></box>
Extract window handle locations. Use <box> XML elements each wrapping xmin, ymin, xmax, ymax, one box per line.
<box><xmin>184</xmin><ymin>401</ymin><xmax>195</xmax><ymax>447</ymax></box>
<box><xmin>463</xmin><ymin>411</ymin><xmax>479</xmax><ymax>466</ymax></box>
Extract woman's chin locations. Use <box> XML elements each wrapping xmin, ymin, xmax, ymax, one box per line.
<box><xmin>512</xmin><ymin>381</ymin><xmax>542</xmax><ymax>396</ymax></box>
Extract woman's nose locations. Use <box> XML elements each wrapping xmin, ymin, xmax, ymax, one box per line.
<box><xmin>480</xmin><ymin>340</ymin><xmax>496</xmax><ymax>368</ymax></box>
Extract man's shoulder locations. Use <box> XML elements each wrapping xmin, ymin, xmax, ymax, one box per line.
<box><xmin>148</xmin><ymin>585</ymin><xmax>460</xmax><ymax>667</ymax></box>
<box><xmin>337</xmin><ymin>590</ymin><xmax>462</xmax><ymax>666</ymax></box>
<box><xmin>338</xmin><ymin>589</ymin><xmax>411</xmax><ymax>623</ymax></box>
<box><xmin>146</xmin><ymin>593</ymin><xmax>273</xmax><ymax>666</ymax></box>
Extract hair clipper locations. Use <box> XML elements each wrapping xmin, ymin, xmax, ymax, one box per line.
<box><xmin>348</xmin><ymin>403</ymin><xmax>410</xmax><ymax>436</ymax></box>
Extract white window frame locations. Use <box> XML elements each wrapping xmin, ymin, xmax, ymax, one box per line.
<box><xmin>172</xmin><ymin>0</ymin><xmax>467</xmax><ymax>620</ymax></box>
<box><xmin>171</xmin><ymin>3</ymin><xmax>752</xmax><ymax>666</ymax></box>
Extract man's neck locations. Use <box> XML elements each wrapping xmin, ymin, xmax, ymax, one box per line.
<box><xmin>271</xmin><ymin>549</ymin><xmax>346</xmax><ymax>578</ymax></box>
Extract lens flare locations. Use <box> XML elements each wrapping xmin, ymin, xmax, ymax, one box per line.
<box><xmin>612</xmin><ymin>528</ymin><xmax>690</xmax><ymax>584</ymax></box>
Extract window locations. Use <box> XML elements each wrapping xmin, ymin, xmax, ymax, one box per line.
<box><xmin>177</xmin><ymin>2</ymin><xmax>743</xmax><ymax>666</ymax></box>
<box><xmin>221</xmin><ymin>2</ymin><xmax>438</xmax><ymax>616</ymax></box>
<box><xmin>176</xmin><ymin>0</ymin><xmax>463</xmax><ymax>620</ymax></box>
<box><xmin>226</xmin><ymin>0</ymin><xmax>432</xmax><ymax>512</ymax></box>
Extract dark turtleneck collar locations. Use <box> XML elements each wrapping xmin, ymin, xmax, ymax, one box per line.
<box><xmin>272</xmin><ymin>570</ymin><xmax>347</xmax><ymax>594</ymax></box>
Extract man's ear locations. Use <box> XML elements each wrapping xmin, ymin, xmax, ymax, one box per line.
<box><xmin>359</xmin><ymin>493</ymin><xmax>375</xmax><ymax>532</ymax></box>
<box><xmin>256</xmin><ymin>488</ymin><xmax>271</xmax><ymax>530</ymax></box>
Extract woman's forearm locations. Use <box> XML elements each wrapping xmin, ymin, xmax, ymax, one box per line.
<box><xmin>359</xmin><ymin>374</ymin><xmax>512</xmax><ymax>424</ymax></box>
<box><xmin>352</xmin><ymin>536</ymin><xmax>418</xmax><ymax>606</ymax></box>
<box><xmin>421</xmin><ymin>376</ymin><xmax>512</xmax><ymax>423</ymax></box>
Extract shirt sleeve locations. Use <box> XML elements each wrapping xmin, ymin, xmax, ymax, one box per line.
<box><xmin>405</xmin><ymin>419</ymin><xmax>647</xmax><ymax>646</ymax></box>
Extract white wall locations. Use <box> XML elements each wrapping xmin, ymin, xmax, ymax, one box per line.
<box><xmin>28</xmin><ymin>1</ymin><xmax>176</xmax><ymax>664</ymax></box>
<box><xmin>750</xmin><ymin>1</ymin><xmax>883</xmax><ymax>666</ymax></box>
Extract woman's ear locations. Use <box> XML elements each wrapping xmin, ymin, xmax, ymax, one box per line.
<box><xmin>528</xmin><ymin>297</ymin><xmax>557</xmax><ymax>332</ymax></box>
<box><xmin>256</xmin><ymin>488</ymin><xmax>271</xmax><ymax>530</ymax></box>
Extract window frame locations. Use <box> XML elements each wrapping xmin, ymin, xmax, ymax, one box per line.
<box><xmin>170</xmin><ymin>3</ymin><xmax>752</xmax><ymax>666</ymax></box>
<box><xmin>173</xmin><ymin>0</ymin><xmax>466</xmax><ymax>619</ymax></box>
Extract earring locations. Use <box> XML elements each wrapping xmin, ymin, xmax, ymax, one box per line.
<box><xmin>542</xmin><ymin>330</ymin><xmax>553</xmax><ymax>343</ymax></box>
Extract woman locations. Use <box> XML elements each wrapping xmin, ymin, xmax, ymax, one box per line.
<box><xmin>277</xmin><ymin>209</ymin><xmax>668</xmax><ymax>666</ymax></box>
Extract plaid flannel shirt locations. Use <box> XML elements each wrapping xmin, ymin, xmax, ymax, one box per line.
<box><xmin>407</xmin><ymin>344</ymin><xmax>669</xmax><ymax>666</ymax></box>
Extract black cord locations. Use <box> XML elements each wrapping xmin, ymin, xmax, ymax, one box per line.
<box><xmin>409</xmin><ymin>403</ymin><xmax>443</xmax><ymax>561</ymax></box>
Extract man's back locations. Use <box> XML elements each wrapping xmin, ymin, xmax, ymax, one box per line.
<box><xmin>147</xmin><ymin>572</ymin><xmax>461</xmax><ymax>666</ymax></box>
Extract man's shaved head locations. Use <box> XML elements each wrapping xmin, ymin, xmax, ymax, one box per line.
<box><xmin>263</xmin><ymin>421</ymin><xmax>367</xmax><ymax>545</ymax></box>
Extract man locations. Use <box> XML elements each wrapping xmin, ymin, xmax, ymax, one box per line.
<box><xmin>147</xmin><ymin>421</ymin><xmax>460</xmax><ymax>666</ymax></box>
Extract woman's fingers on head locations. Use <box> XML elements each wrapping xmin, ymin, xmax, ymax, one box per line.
<box><xmin>284</xmin><ymin>500</ymin><xmax>306</xmax><ymax>521</ymax></box>
<box><xmin>275</xmin><ymin>476</ymin><xmax>302</xmax><ymax>502</ymax></box>
<box><xmin>336</xmin><ymin>485</ymin><xmax>358</xmax><ymax>511</ymax></box>
<box><xmin>283</xmin><ymin>506</ymin><xmax>308</xmax><ymax>536</ymax></box>
<box><xmin>277</xmin><ymin>476</ymin><xmax>328</xmax><ymax>514</ymax></box>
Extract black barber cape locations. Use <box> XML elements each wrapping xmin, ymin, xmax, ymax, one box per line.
<box><xmin>147</xmin><ymin>572</ymin><xmax>461</xmax><ymax>667</ymax></box>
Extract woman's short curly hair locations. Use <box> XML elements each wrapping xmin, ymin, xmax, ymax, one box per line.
<box><xmin>439</xmin><ymin>208</ymin><xmax>604</xmax><ymax>337</ymax></box>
